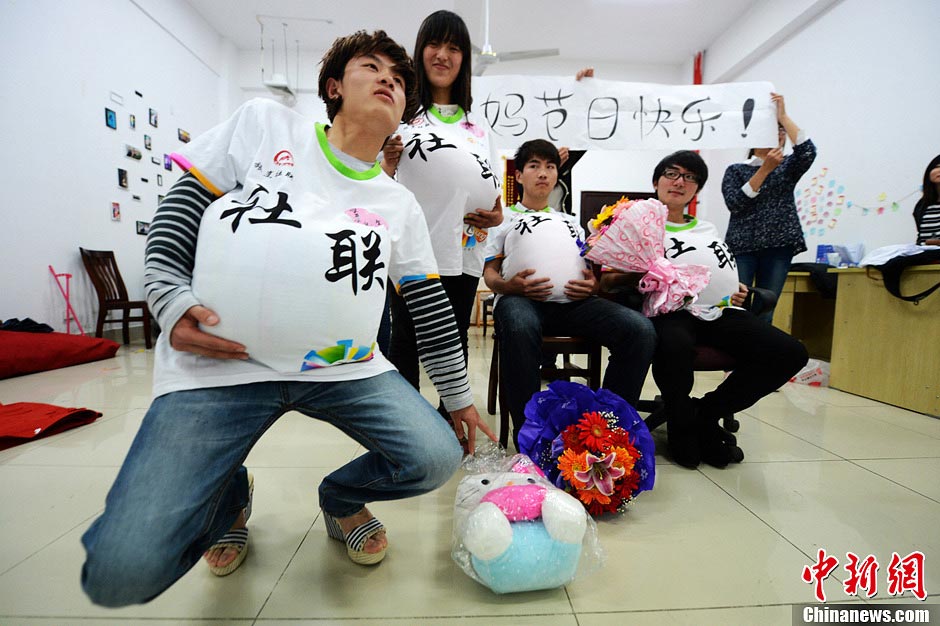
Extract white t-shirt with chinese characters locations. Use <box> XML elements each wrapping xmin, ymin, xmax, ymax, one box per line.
<box><xmin>485</xmin><ymin>204</ymin><xmax>589</xmax><ymax>304</ymax></box>
<box><xmin>395</xmin><ymin>105</ymin><xmax>502</xmax><ymax>277</ymax></box>
<box><xmin>663</xmin><ymin>216</ymin><xmax>741</xmax><ymax>321</ymax></box>
<box><xmin>154</xmin><ymin>98</ymin><xmax>439</xmax><ymax>396</ymax></box>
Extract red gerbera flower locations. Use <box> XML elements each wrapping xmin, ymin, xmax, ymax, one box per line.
<box><xmin>575</xmin><ymin>412</ymin><xmax>612</xmax><ymax>449</ymax></box>
<box><xmin>561</xmin><ymin>424</ymin><xmax>583</xmax><ymax>452</ymax></box>
<box><xmin>587</xmin><ymin>498</ymin><xmax>617</xmax><ymax>516</ymax></box>
<box><xmin>607</xmin><ymin>427</ymin><xmax>634</xmax><ymax>450</ymax></box>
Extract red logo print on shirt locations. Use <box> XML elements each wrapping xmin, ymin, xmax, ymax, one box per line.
<box><xmin>273</xmin><ymin>150</ymin><xmax>294</xmax><ymax>167</ymax></box>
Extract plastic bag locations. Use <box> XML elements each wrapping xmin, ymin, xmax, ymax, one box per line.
<box><xmin>452</xmin><ymin>450</ymin><xmax>604</xmax><ymax>594</ymax></box>
<box><xmin>835</xmin><ymin>243</ymin><xmax>864</xmax><ymax>266</ymax></box>
<box><xmin>790</xmin><ymin>358</ymin><xmax>830</xmax><ymax>386</ymax></box>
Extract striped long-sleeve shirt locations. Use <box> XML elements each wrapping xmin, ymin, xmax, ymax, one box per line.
<box><xmin>914</xmin><ymin>202</ymin><xmax>940</xmax><ymax>245</ymax></box>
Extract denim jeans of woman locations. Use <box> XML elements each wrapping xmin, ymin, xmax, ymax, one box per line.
<box><xmin>735</xmin><ymin>246</ymin><xmax>793</xmax><ymax>323</ymax></box>
<box><xmin>81</xmin><ymin>372</ymin><xmax>462</xmax><ymax>607</ymax></box>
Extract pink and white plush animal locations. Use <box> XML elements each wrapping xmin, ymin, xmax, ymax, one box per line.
<box><xmin>453</xmin><ymin>455</ymin><xmax>588</xmax><ymax>593</ymax></box>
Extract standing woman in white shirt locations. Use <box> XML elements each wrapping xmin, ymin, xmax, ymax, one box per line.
<box><xmin>382</xmin><ymin>10</ymin><xmax>503</xmax><ymax>403</ymax></box>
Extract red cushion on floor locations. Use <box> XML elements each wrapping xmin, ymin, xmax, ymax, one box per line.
<box><xmin>0</xmin><ymin>402</ymin><xmax>102</xmax><ymax>450</ymax></box>
<box><xmin>0</xmin><ymin>331</ymin><xmax>120</xmax><ymax>379</ymax></box>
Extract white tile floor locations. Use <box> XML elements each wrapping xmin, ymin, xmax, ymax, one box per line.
<box><xmin>1</xmin><ymin>326</ymin><xmax>938</xmax><ymax>625</ymax></box>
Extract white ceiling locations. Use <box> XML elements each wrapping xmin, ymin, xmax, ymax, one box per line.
<box><xmin>185</xmin><ymin>0</ymin><xmax>760</xmax><ymax>68</ymax></box>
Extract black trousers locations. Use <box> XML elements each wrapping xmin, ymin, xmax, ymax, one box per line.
<box><xmin>651</xmin><ymin>308</ymin><xmax>808</xmax><ymax>422</ymax></box>
<box><xmin>388</xmin><ymin>273</ymin><xmax>479</xmax><ymax>395</ymax></box>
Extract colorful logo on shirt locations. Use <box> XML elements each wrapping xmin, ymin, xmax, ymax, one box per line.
<box><xmin>301</xmin><ymin>339</ymin><xmax>375</xmax><ymax>371</ymax></box>
<box><xmin>273</xmin><ymin>150</ymin><xmax>294</xmax><ymax>167</ymax></box>
<box><xmin>462</xmin><ymin>225</ymin><xmax>488</xmax><ymax>248</ymax></box>
<box><xmin>345</xmin><ymin>208</ymin><xmax>389</xmax><ymax>230</ymax></box>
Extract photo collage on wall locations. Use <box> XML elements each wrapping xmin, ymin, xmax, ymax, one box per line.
<box><xmin>104</xmin><ymin>89</ymin><xmax>192</xmax><ymax>234</ymax></box>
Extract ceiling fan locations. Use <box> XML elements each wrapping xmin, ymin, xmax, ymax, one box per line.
<box><xmin>472</xmin><ymin>0</ymin><xmax>560</xmax><ymax>76</ymax></box>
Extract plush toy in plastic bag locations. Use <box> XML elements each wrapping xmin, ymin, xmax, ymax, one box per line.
<box><xmin>452</xmin><ymin>451</ymin><xmax>603</xmax><ymax>594</ymax></box>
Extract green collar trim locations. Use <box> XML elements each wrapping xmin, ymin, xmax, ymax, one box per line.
<box><xmin>427</xmin><ymin>105</ymin><xmax>465</xmax><ymax>124</ymax></box>
<box><xmin>316</xmin><ymin>123</ymin><xmax>381</xmax><ymax>180</ymax></box>
<box><xmin>510</xmin><ymin>203</ymin><xmax>551</xmax><ymax>214</ymax></box>
<box><xmin>664</xmin><ymin>215</ymin><xmax>698</xmax><ymax>232</ymax></box>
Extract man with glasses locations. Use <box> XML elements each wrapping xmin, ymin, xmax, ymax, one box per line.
<box><xmin>601</xmin><ymin>150</ymin><xmax>808</xmax><ymax>470</ymax></box>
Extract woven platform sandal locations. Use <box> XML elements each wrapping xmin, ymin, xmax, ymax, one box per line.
<box><xmin>206</xmin><ymin>472</ymin><xmax>254</xmax><ymax>577</ymax></box>
<box><xmin>323</xmin><ymin>510</ymin><xmax>387</xmax><ymax>566</ymax></box>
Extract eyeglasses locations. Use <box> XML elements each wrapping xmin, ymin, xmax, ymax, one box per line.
<box><xmin>662</xmin><ymin>169</ymin><xmax>699</xmax><ymax>184</ymax></box>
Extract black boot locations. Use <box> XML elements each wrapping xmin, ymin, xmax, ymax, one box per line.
<box><xmin>696</xmin><ymin>401</ymin><xmax>744</xmax><ymax>468</ymax></box>
<box><xmin>666</xmin><ymin>398</ymin><xmax>700</xmax><ymax>469</ymax></box>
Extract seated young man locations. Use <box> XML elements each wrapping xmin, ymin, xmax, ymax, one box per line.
<box><xmin>601</xmin><ymin>150</ymin><xmax>808</xmax><ymax>469</ymax></box>
<box><xmin>81</xmin><ymin>30</ymin><xmax>495</xmax><ymax>607</ymax></box>
<box><xmin>483</xmin><ymin>139</ymin><xmax>656</xmax><ymax>447</ymax></box>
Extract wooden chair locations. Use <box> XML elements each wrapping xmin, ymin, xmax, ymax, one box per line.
<box><xmin>79</xmin><ymin>248</ymin><xmax>153</xmax><ymax>349</ymax></box>
<box><xmin>481</xmin><ymin>293</ymin><xmax>495</xmax><ymax>330</ymax></box>
<box><xmin>487</xmin><ymin>332</ymin><xmax>602</xmax><ymax>448</ymax></box>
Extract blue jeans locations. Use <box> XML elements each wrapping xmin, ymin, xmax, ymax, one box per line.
<box><xmin>735</xmin><ymin>246</ymin><xmax>793</xmax><ymax>323</ymax></box>
<box><xmin>81</xmin><ymin>372</ymin><xmax>462</xmax><ymax>607</ymax></box>
<box><xmin>494</xmin><ymin>295</ymin><xmax>656</xmax><ymax>443</ymax></box>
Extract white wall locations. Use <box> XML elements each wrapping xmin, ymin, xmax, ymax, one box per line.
<box><xmin>234</xmin><ymin>47</ymin><xmax>329</xmax><ymax>123</ymax></box>
<box><xmin>0</xmin><ymin>0</ymin><xmax>229</xmax><ymax>331</ymax></box>
<box><xmin>697</xmin><ymin>0</ymin><xmax>940</xmax><ymax>261</ymax></box>
<box><xmin>703</xmin><ymin>0</ymin><xmax>841</xmax><ymax>84</ymax></box>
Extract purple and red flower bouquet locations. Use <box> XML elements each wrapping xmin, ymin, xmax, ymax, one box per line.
<box><xmin>517</xmin><ymin>381</ymin><xmax>655</xmax><ymax>517</ymax></box>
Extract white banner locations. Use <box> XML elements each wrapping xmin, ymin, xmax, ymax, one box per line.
<box><xmin>471</xmin><ymin>77</ymin><xmax>778</xmax><ymax>151</ymax></box>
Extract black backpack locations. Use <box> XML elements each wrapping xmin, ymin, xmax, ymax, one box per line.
<box><xmin>870</xmin><ymin>250</ymin><xmax>940</xmax><ymax>304</ymax></box>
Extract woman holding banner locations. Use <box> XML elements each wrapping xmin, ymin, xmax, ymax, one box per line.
<box><xmin>722</xmin><ymin>93</ymin><xmax>816</xmax><ymax>322</ymax></box>
<box><xmin>381</xmin><ymin>10</ymin><xmax>503</xmax><ymax>417</ymax></box>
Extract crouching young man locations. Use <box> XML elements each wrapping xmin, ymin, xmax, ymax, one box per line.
<box><xmin>81</xmin><ymin>30</ymin><xmax>494</xmax><ymax>607</ymax></box>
